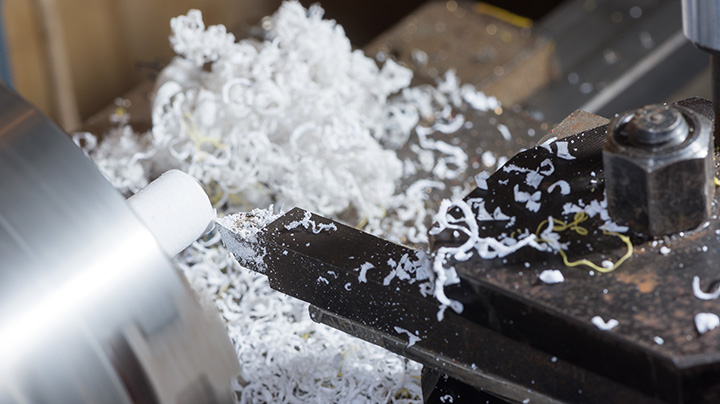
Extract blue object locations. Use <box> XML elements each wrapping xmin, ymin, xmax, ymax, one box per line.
<box><xmin>0</xmin><ymin>0</ymin><xmax>13</xmax><ymax>87</ymax></box>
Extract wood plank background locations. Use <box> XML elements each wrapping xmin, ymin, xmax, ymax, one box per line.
<box><xmin>2</xmin><ymin>0</ymin><xmax>431</xmax><ymax>131</ymax></box>
<box><xmin>3</xmin><ymin>0</ymin><xmax>281</xmax><ymax>130</ymax></box>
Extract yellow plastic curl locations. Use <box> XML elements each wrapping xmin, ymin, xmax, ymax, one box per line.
<box><xmin>535</xmin><ymin>211</ymin><xmax>633</xmax><ymax>273</ymax></box>
<box><xmin>715</xmin><ymin>177</ymin><xmax>720</xmax><ymax>187</ymax></box>
<box><xmin>395</xmin><ymin>388</ymin><xmax>419</xmax><ymax>400</ymax></box>
<box><xmin>474</xmin><ymin>3</ymin><xmax>533</xmax><ymax>29</ymax></box>
<box><xmin>180</xmin><ymin>111</ymin><xmax>228</xmax><ymax>159</ymax></box>
<box><xmin>336</xmin><ymin>350</ymin><xmax>349</xmax><ymax>378</ymax></box>
<box><xmin>355</xmin><ymin>206</ymin><xmax>387</xmax><ymax>229</ymax></box>
<box><xmin>356</xmin><ymin>216</ymin><xmax>369</xmax><ymax>229</ymax></box>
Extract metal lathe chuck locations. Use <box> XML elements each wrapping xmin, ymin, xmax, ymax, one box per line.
<box><xmin>0</xmin><ymin>85</ymin><xmax>240</xmax><ymax>403</ymax></box>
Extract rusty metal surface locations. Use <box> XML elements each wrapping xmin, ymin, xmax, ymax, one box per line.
<box><xmin>433</xmin><ymin>98</ymin><xmax>720</xmax><ymax>403</ymax></box>
<box><xmin>537</xmin><ymin>109</ymin><xmax>610</xmax><ymax>144</ymax></box>
<box><xmin>365</xmin><ymin>1</ymin><xmax>555</xmax><ymax>106</ymax></box>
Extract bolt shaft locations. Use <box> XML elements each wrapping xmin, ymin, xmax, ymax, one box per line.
<box><xmin>712</xmin><ymin>53</ymin><xmax>720</xmax><ymax>150</ymax></box>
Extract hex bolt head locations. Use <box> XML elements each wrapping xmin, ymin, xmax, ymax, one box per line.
<box><xmin>603</xmin><ymin>103</ymin><xmax>715</xmax><ymax>236</ymax></box>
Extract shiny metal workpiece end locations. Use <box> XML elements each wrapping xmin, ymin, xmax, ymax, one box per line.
<box><xmin>0</xmin><ymin>84</ymin><xmax>241</xmax><ymax>403</ymax></box>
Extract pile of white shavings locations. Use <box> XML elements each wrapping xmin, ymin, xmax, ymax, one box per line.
<box><xmin>85</xmin><ymin>2</ymin><xmax>411</xmax><ymax>220</ymax></box>
<box><xmin>365</xmin><ymin>69</ymin><xmax>501</xmax><ymax>246</ymax></box>
<box><xmin>72</xmin><ymin>126</ymin><xmax>153</xmax><ymax>193</ymax></box>
<box><xmin>79</xmin><ymin>2</ymin><xmax>513</xmax><ymax>402</ymax></box>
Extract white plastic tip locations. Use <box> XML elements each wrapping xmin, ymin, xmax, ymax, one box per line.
<box><xmin>127</xmin><ymin>170</ymin><xmax>214</xmax><ymax>257</ymax></box>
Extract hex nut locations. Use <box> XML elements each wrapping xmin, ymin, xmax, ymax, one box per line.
<box><xmin>603</xmin><ymin>104</ymin><xmax>714</xmax><ymax>236</ymax></box>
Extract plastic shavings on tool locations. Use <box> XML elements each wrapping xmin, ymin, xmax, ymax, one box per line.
<box><xmin>695</xmin><ymin>313</ymin><xmax>720</xmax><ymax>335</ymax></box>
<box><xmin>555</xmin><ymin>141</ymin><xmax>576</xmax><ymax>160</ymax></box>
<box><xmin>539</xmin><ymin>137</ymin><xmax>556</xmax><ymax>152</ymax></box>
<box><xmin>474</xmin><ymin>171</ymin><xmax>490</xmax><ymax>190</ymax></box>
<box><xmin>356</xmin><ymin>262</ymin><xmax>375</xmax><ymax>283</ymax></box>
<box><xmin>539</xmin><ymin>270</ymin><xmax>564</xmax><ymax>284</ymax></box>
<box><xmin>547</xmin><ymin>180</ymin><xmax>570</xmax><ymax>195</ymax></box>
<box><xmin>394</xmin><ymin>327</ymin><xmax>422</xmax><ymax>347</ymax></box>
<box><xmin>591</xmin><ymin>316</ymin><xmax>619</xmax><ymax>331</ymax></box>
<box><xmin>429</xmin><ymin>198</ymin><xmax>544</xmax><ymax>320</ymax></box>
<box><xmin>216</xmin><ymin>207</ymin><xmax>281</xmax><ymax>274</ymax></box>
<box><xmin>692</xmin><ymin>276</ymin><xmax>720</xmax><ymax>300</ymax></box>
<box><xmin>216</xmin><ymin>207</ymin><xmax>280</xmax><ymax>240</ymax></box>
<box><xmin>284</xmin><ymin>210</ymin><xmax>337</xmax><ymax>233</ymax></box>
<box><xmin>440</xmin><ymin>394</ymin><xmax>455</xmax><ymax>403</ymax></box>
<box><xmin>466</xmin><ymin>134</ymin><xmax>634</xmax><ymax>276</ymax></box>
<box><xmin>513</xmin><ymin>184</ymin><xmax>542</xmax><ymax>212</ymax></box>
<box><xmin>560</xmin><ymin>197</ymin><xmax>629</xmax><ymax>233</ymax></box>
<box><xmin>385</xmin><ymin>252</ymin><xmax>432</xmax><ymax>286</ymax></box>
<box><xmin>537</xmin><ymin>199</ymin><xmax>632</xmax><ymax>273</ymax></box>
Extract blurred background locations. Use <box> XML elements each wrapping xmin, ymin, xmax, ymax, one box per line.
<box><xmin>2</xmin><ymin>0</ymin><xmax>282</xmax><ymax>131</ymax></box>
<box><xmin>0</xmin><ymin>0</ymin><xmax>572</xmax><ymax>131</ymax></box>
<box><xmin>1</xmin><ymin>0</ymin><xmax>704</xmax><ymax>133</ymax></box>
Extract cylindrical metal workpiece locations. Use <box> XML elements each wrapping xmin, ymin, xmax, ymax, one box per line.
<box><xmin>603</xmin><ymin>103</ymin><xmax>715</xmax><ymax>236</ymax></box>
<box><xmin>0</xmin><ymin>85</ymin><xmax>240</xmax><ymax>403</ymax></box>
